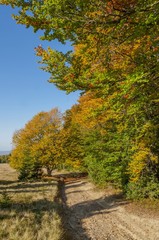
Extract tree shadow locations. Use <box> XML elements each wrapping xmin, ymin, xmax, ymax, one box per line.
<box><xmin>0</xmin><ymin>182</ymin><xmax>60</xmax><ymax>227</ymax></box>
<box><xmin>0</xmin><ymin>181</ymin><xmax>58</xmax><ymax>221</ymax></box>
<box><xmin>65</xmin><ymin>181</ymin><xmax>87</xmax><ymax>189</ymax></box>
<box><xmin>0</xmin><ymin>180</ymin><xmax>18</xmax><ymax>185</ymax></box>
<box><xmin>0</xmin><ymin>198</ymin><xmax>59</xmax><ymax>234</ymax></box>
<box><xmin>0</xmin><ymin>181</ymin><xmax>56</xmax><ymax>192</ymax></box>
<box><xmin>53</xmin><ymin>172</ymin><xmax>88</xmax><ymax>179</ymax></box>
<box><xmin>60</xmin><ymin>179</ymin><xmax>129</xmax><ymax>240</ymax></box>
<box><xmin>0</xmin><ymin>198</ymin><xmax>57</xmax><ymax>212</ymax></box>
<box><xmin>0</xmin><ymin>189</ymin><xmax>54</xmax><ymax>194</ymax></box>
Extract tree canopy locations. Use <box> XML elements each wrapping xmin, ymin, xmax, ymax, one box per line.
<box><xmin>10</xmin><ymin>108</ymin><xmax>63</xmax><ymax>179</ymax></box>
<box><xmin>2</xmin><ymin>0</ymin><xmax>159</xmax><ymax>198</ymax></box>
<box><xmin>1</xmin><ymin>0</ymin><xmax>158</xmax><ymax>92</ymax></box>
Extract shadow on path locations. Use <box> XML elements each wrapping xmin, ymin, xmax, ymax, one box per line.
<box><xmin>58</xmin><ymin>180</ymin><xmax>90</xmax><ymax>240</ymax></box>
<box><xmin>58</xmin><ymin>175</ymin><xmax>128</xmax><ymax>240</ymax></box>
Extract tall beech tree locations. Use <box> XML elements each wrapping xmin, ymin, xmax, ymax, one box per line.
<box><xmin>10</xmin><ymin>108</ymin><xmax>63</xmax><ymax>179</ymax></box>
<box><xmin>3</xmin><ymin>0</ymin><xmax>159</xmax><ymax>197</ymax></box>
<box><xmin>66</xmin><ymin>92</ymin><xmax>130</xmax><ymax>187</ymax></box>
<box><xmin>1</xmin><ymin>0</ymin><xmax>158</xmax><ymax>91</ymax></box>
<box><xmin>60</xmin><ymin>108</ymin><xmax>85</xmax><ymax>170</ymax></box>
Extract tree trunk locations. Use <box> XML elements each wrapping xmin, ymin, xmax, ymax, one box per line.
<box><xmin>47</xmin><ymin>168</ymin><xmax>52</xmax><ymax>177</ymax></box>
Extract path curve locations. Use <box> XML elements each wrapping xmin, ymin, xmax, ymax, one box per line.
<box><xmin>62</xmin><ymin>179</ymin><xmax>159</xmax><ymax>240</ymax></box>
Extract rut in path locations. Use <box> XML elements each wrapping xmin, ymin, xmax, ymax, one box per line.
<box><xmin>60</xmin><ymin>178</ymin><xmax>159</xmax><ymax>240</ymax></box>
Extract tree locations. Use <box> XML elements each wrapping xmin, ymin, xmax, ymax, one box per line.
<box><xmin>60</xmin><ymin>108</ymin><xmax>85</xmax><ymax>170</ymax></box>
<box><xmin>0</xmin><ymin>154</ymin><xmax>10</xmax><ymax>163</ymax></box>
<box><xmin>10</xmin><ymin>108</ymin><xmax>63</xmax><ymax>179</ymax></box>
<box><xmin>66</xmin><ymin>92</ymin><xmax>130</xmax><ymax>187</ymax></box>
<box><xmin>1</xmin><ymin>0</ymin><xmax>158</xmax><ymax>92</ymax></box>
<box><xmin>2</xmin><ymin>0</ymin><xmax>159</xmax><ymax>197</ymax></box>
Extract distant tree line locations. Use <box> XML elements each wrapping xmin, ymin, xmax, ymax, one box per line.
<box><xmin>0</xmin><ymin>154</ymin><xmax>10</xmax><ymax>163</ymax></box>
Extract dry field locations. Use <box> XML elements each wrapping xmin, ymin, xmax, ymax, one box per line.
<box><xmin>0</xmin><ymin>164</ymin><xmax>63</xmax><ymax>240</ymax></box>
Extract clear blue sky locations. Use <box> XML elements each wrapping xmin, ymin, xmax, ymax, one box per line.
<box><xmin>0</xmin><ymin>6</ymin><xmax>80</xmax><ymax>151</ymax></box>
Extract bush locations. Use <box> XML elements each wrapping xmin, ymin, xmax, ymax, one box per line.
<box><xmin>125</xmin><ymin>176</ymin><xmax>159</xmax><ymax>199</ymax></box>
<box><xmin>84</xmin><ymin>155</ymin><xmax>123</xmax><ymax>188</ymax></box>
<box><xmin>0</xmin><ymin>155</ymin><xmax>9</xmax><ymax>163</ymax></box>
<box><xmin>0</xmin><ymin>191</ymin><xmax>12</xmax><ymax>207</ymax></box>
<box><xmin>18</xmin><ymin>160</ymin><xmax>42</xmax><ymax>181</ymax></box>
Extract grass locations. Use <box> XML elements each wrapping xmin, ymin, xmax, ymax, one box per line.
<box><xmin>0</xmin><ymin>164</ymin><xmax>63</xmax><ymax>240</ymax></box>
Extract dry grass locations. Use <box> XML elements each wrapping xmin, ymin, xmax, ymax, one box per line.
<box><xmin>0</xmin><ymin>164</ymin><xmax>63</xmax><ymax>240</ymax></box>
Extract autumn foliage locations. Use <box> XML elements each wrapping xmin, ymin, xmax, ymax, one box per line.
<box><xmin>10</xmin><ymin>108</ymin><xmax>63</xmax><ymax>179</ymax></box>
<box><xmin>3</xmin><ymin>0</ymin><xmax>159</xmax><ymax>198</ymax></box>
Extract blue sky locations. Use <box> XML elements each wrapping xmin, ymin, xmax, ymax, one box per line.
<box><xmin>0</xmin><ymin>6</ymin><xmax>80</xmax><ymax>151</ymax></box>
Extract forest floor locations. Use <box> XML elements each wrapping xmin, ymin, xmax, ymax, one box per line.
<box><xmin>57</xmin><ymin>173</ymin><xmax>159</xmax><ymax>240</ymax></box>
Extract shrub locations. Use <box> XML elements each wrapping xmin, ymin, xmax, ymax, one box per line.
<box><xmin>125</xmin><ymin>176</ymin><xmax>159</xmax><ymax>199</ymax></box>
<box><xmin>18</xmin><ymin>160</ymin><xmax>42</xmax><ymax>181</ymax></box>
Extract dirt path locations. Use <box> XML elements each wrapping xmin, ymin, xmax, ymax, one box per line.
<box><xmin>61</xmin><ymin>178</ymin><xmax>159</xmax><ymax>240</ymax></box>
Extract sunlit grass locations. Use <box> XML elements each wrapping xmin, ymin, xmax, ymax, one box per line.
<box><xmin>0</xmin><ymin>164</ymin><xmax>63</xmax><ymax>240</ymax></box>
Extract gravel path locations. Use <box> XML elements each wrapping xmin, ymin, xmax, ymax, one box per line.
<box><xmin>62</xmin><ymin>179</ymin><xmax>159</xmax><ymax>240</ymax></box>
